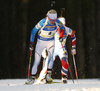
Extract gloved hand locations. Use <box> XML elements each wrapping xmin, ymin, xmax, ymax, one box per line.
<box><xmin>59</xmin><ymin>37</ymin><xmax>63</xmax><ymax>42</ymax></box>
<box><xmin>29</xmin><ymin>42</ymin><xmax>34</xmax><ymax>51</ymax></box>
<box><xmin>71</xmin><ymin>48</ymin><xmax>76</xmax><ymax>55</ymax></box>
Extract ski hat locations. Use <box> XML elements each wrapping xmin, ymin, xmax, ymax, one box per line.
<box><xmin>47</xmin><ymin>9</ymin><xmax>57</xmax><ymax>21</ymax></box>
<box><xmin>58</xmin><ymin>17</ymin><xmax>66</xmax><ymax>25</ymax></box>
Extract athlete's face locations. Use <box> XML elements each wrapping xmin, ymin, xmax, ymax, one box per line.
<box><xmin>48</xmin><ymin>18</ymin><xmax>56</xmax><ymax>25</ymax></box>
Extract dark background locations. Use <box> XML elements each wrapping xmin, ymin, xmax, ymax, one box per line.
<box><xmin>0</xmin><ymin>0</ymin><xmax>100</xmax><ymax>79</ymax></box>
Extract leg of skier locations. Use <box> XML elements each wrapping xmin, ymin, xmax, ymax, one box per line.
<box><xmin>27</xmin><ymin>39</ymin><xmax>48</xmax><ymax>84</ymax></box>
<box><xmin>54</xmin><ymin>38</ymin><xmax>68</xmax><ymax>83</ymax></box>
<box><xmin>26</xmin><ymin>51</ymin><xmax>41</xmax><ymax>84</ymax></box>
<box><xmin>45</xmin><ymin>41</ymin><xmax>54</xmax><ymax>83</ymax></box>
<box><xmin>35</xmin><ymin>48</ymin><xmax>49</xmax><ymax>84</ymax></box>
<box><xmin>59</xmin><ymin>45</ymin><xmax>68</xmax><ymax>83</ymax></box>
<box><xmin>39</xmin><ymin>45</ymin><xmax>58</xmax><ymax>84</ymax></box>
<box><xmin>35</xmin><ymin>41</ymin><xmax>54</xmax><ymax>84</ymax></box>
<box><xmin>45</xmin><ymin>51</ymin><xmax>53</xmax><ymax>83</ymax></box>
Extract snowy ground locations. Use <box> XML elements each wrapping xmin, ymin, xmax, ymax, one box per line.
<box><xmin>0</xmin><ymin>79</ymin><xmax>100</xmax><ymax>91</ymax></box>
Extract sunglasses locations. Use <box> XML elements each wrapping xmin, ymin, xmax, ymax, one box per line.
<box><xmin>48</xmin><ymin>16</ymin><xmax>57</xmax><ymax>22</ymax></box>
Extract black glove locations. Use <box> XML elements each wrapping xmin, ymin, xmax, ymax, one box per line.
<box><xmin>29</xmin><ymin>43</ymin><xmax>34</xmax><ymax>51</ymax></box>
<box><xmin>59</xmin><ymin>37</ymin><xmax>63</xmax><ymax>42</ymax></box>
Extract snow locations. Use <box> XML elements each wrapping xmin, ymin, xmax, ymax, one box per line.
<box><xmin>0</xmin><ymin>79</ymin><xmax>100</xmax><ymax>91</ymax></box>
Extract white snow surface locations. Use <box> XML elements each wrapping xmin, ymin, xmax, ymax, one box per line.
<box><xmin>0</xmin><ymin>79</ymin><xmax>100</xmax><ymax>91</ymax></box>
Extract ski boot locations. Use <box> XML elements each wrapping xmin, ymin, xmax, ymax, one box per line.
<box><xmin>25</xmin><ymin>76</ymin><xmax>36</xmax><ymax>85</ymax></box>
<box><xmin>46</xmin><ymin>70</ymin><xmax>53</xmax><ymax>83</ymax></box>
<box><xmin>62</xmin><ymin>75</ymin><xmax>67</xmax><ymax>84</ymax></box>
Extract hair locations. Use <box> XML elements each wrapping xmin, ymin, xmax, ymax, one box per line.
<box><xmin>47</xmin><ymin>9</ymin><xmax>57</xmax><ymax>14</ymax></box>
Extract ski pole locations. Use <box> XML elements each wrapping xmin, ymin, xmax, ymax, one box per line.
<box><xmin>27</xmin><ymin>48</ymin><xmax>32</xmax><ymax>80</ymax></box>
<box><xmin>61</xmin><ymin>43</ymin><xmax>74</xmax><ymax>83</ymax></box>
<box><xmin>73</xmin><ymin>55</ymin><xmax>78</xmax><ymax>83</ymax></box>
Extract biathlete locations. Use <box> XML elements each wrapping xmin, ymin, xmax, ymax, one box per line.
<box><xmin>27</xmin><ymin>9</ymin><xmax>65</xmax><ymax>84</ymax></box>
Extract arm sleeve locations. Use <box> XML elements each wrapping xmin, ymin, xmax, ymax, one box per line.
<box><xmin>70</xmin><ymin>30</ymin><xmax>76</xmax><ymax>48</ymax></box>
<box><xmin>56</xmin><ymin>19</ymin><xmax>65</xmax><ymax>38</ymax></box>
<box><xmin>59</xmin><ymin>29</ymin><xmax>64</xmax><ymax>38</ymax></box>
<box><xmin>30</xmin><ymin>18</ymin><xmax>46</xmax><ymax>43</ymax></box>
<box><xmin>30</xmin><ymin>27</ymin><xmax>39</xmax><ymax>43</ymax></box>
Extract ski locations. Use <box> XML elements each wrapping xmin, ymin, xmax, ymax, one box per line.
<box><xmin>25</xmin><ymin>81</ymin><xmax>62</xmax><ymax>85</ymax></box>
<box><xmin>7</xmin><ymin>81</ymin><xmax>62</xmax><ymax>86</ymax></box>
<box><xmin>7</xmin><ymin>83</ymin><xmax>25</xmax><ymax>86</ymax></box>
<box><xmin>46</xmin><ymin>81</ymin><xmax>61</xmax><ymax>84</ymax></box>
<box><xmin>6</xmin><ymin>81</ymin><xmax>62</xmax><ymax>86</ymax></box>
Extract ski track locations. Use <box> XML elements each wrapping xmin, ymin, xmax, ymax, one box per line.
<box><xmin>0</xmin><ymin>79</ymin><xmax>100</xmax><ymax>91</ymax></box>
